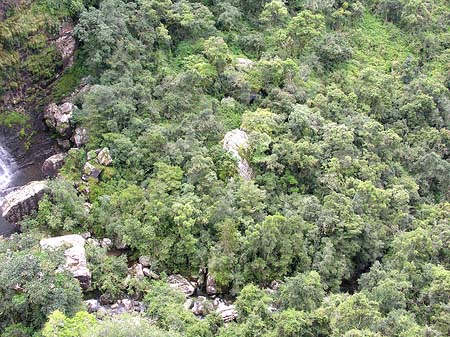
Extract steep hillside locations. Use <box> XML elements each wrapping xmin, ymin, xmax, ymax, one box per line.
<box><xmin>0</xmin><ymin>0</ymin><xmax>449</xmax><ymax>336</ymax></box>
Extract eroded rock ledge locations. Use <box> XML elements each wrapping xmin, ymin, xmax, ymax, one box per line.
<box><xmin>1</xmin><ymin>181</ymin><xmax>49</xmax><ymax>223</ymax></box>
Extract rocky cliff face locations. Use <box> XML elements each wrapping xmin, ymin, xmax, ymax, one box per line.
<box><xmin>0</xmin><ymin>5</ymin><xmax>79</xmax><ymax>171</ymax></box>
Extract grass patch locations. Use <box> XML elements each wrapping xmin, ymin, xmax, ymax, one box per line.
<box><xmin>344</xmin><ymin>12</ymin><xmax>415</xmax><ymax>74</ymax></box>
<box><xmin>0</xmin><ymin>111</ymin><xmax>30</xmax><ymax>128</ymax></box>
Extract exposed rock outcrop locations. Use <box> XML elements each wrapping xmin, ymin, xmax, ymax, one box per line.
<box><xmin>215</xmin><ymin>300</ymin><xmax>238</xmax><ymax>323</ymax></box>
<box><xmin>71</xmin><ymin>127</ymin><xmax>89</xmax><ymax>148</ymax></box>
<box><xmin>129</xmin><ymin>263</ymin><xmax>145</xmax><ymax>280</ymax></box>
<box><xmin>1</xmin><ymin>181</ymin><xmax>49</xmax><ymax>223</ymax></box>
<box><xmin>44</xmin><ymin>102</ymin><xmax>74</xmax><ymax>137</ymax></box>
<box><xmin>191</xmin><ymin>296</ymin><xmax>214</xmax><ymax>316</ymax></box>
<box><xmin>40</xmin><ymin>234</ymin><xmax>91</xmax><ymax>290</ymax></box>
<box><xmin>168</xmin><ymin>274</ymin><xmax>196</xmax><ymax>297</ymax></box>
<box><xmin>55</xmin><ymin>21</ymin><xmax>76</xmax><ymax>68</ymax></box>
<box><xmin>222</xmin><ymin>129</ymin><xmax>253</xmax><ymax>180</ymax></box>
<box><xmin>235</xmin><ymin>57</ymin><xmax>254</xmax><ymax>71</ymax></box>
<box><xmin>82</xmin><ymin>162</ymin><xmax>102</xmax><ymax>180</ymax></box>
<box><xmin>42</xmin><ymin>153</ymin><xmax>66</xmax><ymax>177</ymax></box>
<box><xmin>139</xmin><ymin>255</ymin><xmax>151</xmax><ymax>267</ymax></box>
<box><xmin>85</xmin><ymin>298</ymin><xmax>145</xmax><ymax>316</ymax></box>
<box><xmin>206</xmin><ymin>274</ymin><xmax>217</xmax><ymax>295</ymax></box>
<box><xmin>97</xmin><ymin>148</ymin><xmax>112</xmax><ymax>166</ymax></box>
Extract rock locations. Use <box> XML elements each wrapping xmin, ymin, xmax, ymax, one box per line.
<box><xmin>92</xmin><ymin>298</ymin><xmax>145</xmax><ymax>317</ymax></box>
<box><xmin>143</xmin><ymin>268</ymin><xmax>160</xmax><ymax>280</ymax></box>
<box><xmin>55</xmin><ymin>21</ymin><xmax>76</xmax><ymax>68</ymax></box>
<box><xmin>96</xmin><ymin>306</ymin><xmax>108</xmax><ymax>317</ymax></box>
<box><xmin>121</xmin><ymin>298</ymin><xmax>133</xmax><ymax>311</ymax></box>
<box><xmin>71</xmin><ymin>127</ymin><xmax>89</xmax><ymax>148</ymax></box>
<box><xmin>184</xmin><ymin>299</ymin><xmax>193</xmax><ymax>310</ymax></box>
<box><xmin>192</xmin><ymin>300</ymin><xmax>205</xmax><ymax>316</ymax></box>
<box><xmin>87</xmin><ymin>237</ymin><xmax>100</xmax><ymax>247</ymax></box>
<box><xmin>42</xmin><ymin>153</ymin><xmax>66</xmax><ymax>177</ymax></box>
<box><xmin>191</xmin><ymin>296</ymin><xmax>213</xmax><ymax>316</ymax></box>
<box><xmin>84</xmin><ymin>202</ymin><xmax>92</xmax><ymax>213</ymax></box>
<box><xmin>44</xmin><ymin>102</ymin><xmax>74</xmax><ymax>137</ymax></box>
<box><xmin>216</xmin><ymin>301</ymin><xmax>238</xmax><ymax>323</ymax></box>
<box><xmin>139</xmin><ymin>256</ymin><xmax>151</xmax><ymax>267</ymax></box>
<box><xmin>40</xmin><ymin>234</ymin><xmax>91</xmax><ymax>290</ymax></box>
<box><xmin>97</xmin><ymin>148</ymin><xmax>112</xmax><ymax>166</ymax></box>
<box><xmin>222</xmin><ymin>129</ymin><xmax>253</xmax><ymax>180</ymax></box>
<box><xmin>85</xmin><ymin>299</ymin><xmax>99</xmax><ymax>313</ymax></box>
<box><xmin>235</xmin><ymin>57</ymin><xmax>254</xmax><ymax>71</ymax></box>
<box><xmin>206</xmin><ymin>275</ymin><xmax>217</xmax><ymax>295</ymax></box>
<box><xmin>168</xmin><ymin>274</ymin><xmax>195</xmax><ymax>297</ymax></box>
<box><xmin>83</xmin><ymin>162</ymin><xmax>102</xmax><ymax>180</ymax></box>
<box><xmin>1</xmin><ymin>181</ymin><xmax>49</xmax><ymax>223</ymax></box>
<box><xmin>130</xmin><ymin>263</ymin><xmax>145</xmax><ymax>279</ymax></box>
<box><xmin>270</xmin><ymin>280</ymin><xmax>281</xmax><ymax>291</ymax></box>
<box><xmin>99</xmin><ymin>293</ymin><xmax>113</xmax><ymax>305</ymax></box>
<box><xmin>100</xmin><ymin>238</ymin><xmax>112</xmax><ymax>248</ymax></box>
<box><xmin>81</xmin><ymin>232</ymin><xmax>91</xmax><ymax>239</ymax></box>
<box><xmin>57</xmin><ymin>139</ymin><xmax>71</xmax><ymax>150</ymax></box>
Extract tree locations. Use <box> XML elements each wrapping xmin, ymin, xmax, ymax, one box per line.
<box><xmin>277</xmin><ymin>271</ymin><xmax>325</xmax><ymax>311</ymax></box>
<box><xmin>285</xmin><ymin>10</ymin><xmax>325</xmax><ymax>55</ymax></box>
<box><xmin>259</xmin><ymin>0</ymin><xmax>290</xmax><ymax>28</ymax></box>
<box><xmin>234</xmin><ymin>284</ymin><xmax>272</xmax><ymax>321</ymax></box>
<box><xmin>83</xmin><ymin>313</ymin><xmax>182</xmax><ymax>337</ymax></box>
<box><xmin>272</xmin><ymin>309</ymin><xmax>313</xmax><ymax>337</ymax></box>
<box><xmin>42</xmin><ymin>310</ymin><xmax>97</xmax><ymax>337</ymax></box>
<box><xmin>0</xmin><ymin>235</ymin><xmax>84</xmax><ymax>332</ymax></box>
<box><xmin>203</xmin><ymin>36</ymin><xmax>232</xmax><ymax>72</ymax></box>
<box><xmin>329</xmin><ymin>293</ymin><xmax>382</xmax><ymax>335</ymax></box>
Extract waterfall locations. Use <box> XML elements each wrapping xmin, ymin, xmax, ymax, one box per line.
<box><xmin>0</xmin><ymin>144</ymin><xmax>17</xmax><ymax>198</ymax></box>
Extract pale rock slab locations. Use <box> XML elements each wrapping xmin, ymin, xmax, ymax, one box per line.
<box><xmin>222</xmin><ymin>129</ymin><xmax>253</xmax><ymax>180</ymax></box>
<box><xmin>40</xmin><ymin>234</ymin><xmax>91</xmax><ymax>290</ymax></box>
<box><xmin>1</xmin><ymin>181</ymin><xmax>49</xmax><ymax>223</ymax></box>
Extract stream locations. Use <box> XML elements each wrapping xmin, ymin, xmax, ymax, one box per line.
<box><xmin>0</xmin><ymin>143</ymin><xmax>44</xmax><ymax>235</ymax></box>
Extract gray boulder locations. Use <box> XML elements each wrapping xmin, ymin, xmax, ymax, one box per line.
<box><xmin>44</xmin><ymin>102</ymin><xmax>74</xmax><ymax>137</ymax></box>
<box><xmin>235</xmin><ymin>57</ymin><xmax>254</xmax><ymax>71</ymax></box>
<box><xmin>168</xmin><ymin>274</ymin><xmax>195</xmax><ymax>297</ymax></box>
<box><xmin>42</xmin><ymin>153</ymin><xmax>66</xmax><ymax>177</ymax></box>
<box><xmin>40</xmin><ymin>234</ymin><xmax>91</xmax><ymax>290</ymax></box>
<box><xmin>143</xmin><ymin>268</ymin><xmax>160</xmax><ymax>280</ymax></box>
<box><xmin>216</xmin><ymin>300</ymin><xmax>238</xmax><ymax>323</ymax></box>
<box><xmin>139</xmin><ymin>255</ymin><xmax>151</xmax><ymax>267</ymax></box>
<box><xmin>71</xmin><ymin>127</ymin><xmax>89</xmax><ymax>148</ymax></box>
<box><xmin>97</xmin><ymin>148</ymin><xmax>112</xmax><ymax>166</ymax></box>
<box><xmin>222</xmin><ymin>129</ymin><xmax>253</xmax><ymax>180</ymax></box>
<box><xmin>82</xmin><ymin>162</ymin><xmax>102</xmax><ymax>180</ymax></box>
<box><xmin>129</xmin><ymin>263</ymin><xmax>145</xmax><ymax>279</ymax></box>
<box><xmin>206</xmin><ymin>274</ymin><xmax>217</xmax><ymax>295</ymax></box>
<box><xmin>1</xmin><ymin>181</ymin><xmax>49</xmax><ymax>223</ymax></box>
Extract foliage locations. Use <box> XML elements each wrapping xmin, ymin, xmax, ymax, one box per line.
<box><xmin>4</xmin><ymin>0</ymin><xmax>450</xmax><ymax>335</ymax></box>
<box><xmin>0</xmin><ymin>234</ymin><xmax>84</xmax><ymax>333</ymax></box>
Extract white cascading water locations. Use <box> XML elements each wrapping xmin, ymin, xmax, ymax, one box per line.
<box><xmin>0</xmin><ymin>144</ymin><xmax>16</xmax><ymax>198</ymax></box>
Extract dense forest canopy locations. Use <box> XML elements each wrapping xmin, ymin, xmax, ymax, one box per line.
<box><xmin>0</xmin><ymin>0</ymin><xmax>449</xmax><ymax>336</ymax></box>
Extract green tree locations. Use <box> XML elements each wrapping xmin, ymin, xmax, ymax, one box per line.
<box><xmin>42</xmin><ymin>310</ymin><xmax>97</xmax><ymax>337</ymax></box>
<box><xmin>277</xmin><ymin>271</ymin><xmax>325</xmax><ymax>311</ymax></box>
